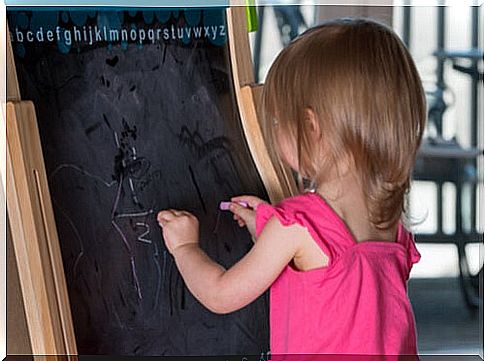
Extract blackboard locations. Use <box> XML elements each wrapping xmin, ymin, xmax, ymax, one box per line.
<box><xmin>8</xmin><ymin>7</ymin><xmax>269</xmax><ymax>356</ymax></box>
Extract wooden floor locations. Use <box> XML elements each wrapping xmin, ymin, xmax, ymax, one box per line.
<box><xmin>409</xmin><ymin>277</ymin><xmax>482</xmax><ymax>356</ymax></box>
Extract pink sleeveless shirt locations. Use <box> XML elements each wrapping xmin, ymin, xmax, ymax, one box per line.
<box><xmin>255</xmin><ymin>192</ymin><xmax>421</xmax><ymax>357</ymax></box>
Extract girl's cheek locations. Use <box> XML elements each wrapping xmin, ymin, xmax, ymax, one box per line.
<box><xmin>278</xmin><ymin>139</ymin><xmax>299</xmax><ymax>171</ymax></box>
<box><xmin>283</xmin><ymin>152</ymin><xmax>299</xmax><ymax>172</ymax></box>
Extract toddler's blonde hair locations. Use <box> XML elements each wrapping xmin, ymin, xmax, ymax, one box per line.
<box><xmin>262</xmin><ymin>18</ymin><xmax>426</xmax><ymax>230</ymax></box>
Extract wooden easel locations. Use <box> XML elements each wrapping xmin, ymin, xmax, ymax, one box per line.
<box><xmin>5</xmin><ymin>6</ymin><xmax>296</xmax><ymax>356</ymax></box>
<box><xmin>6</xmin><ymin>22</ymin><xmax>78</xmax><ymax>356</ymax></box>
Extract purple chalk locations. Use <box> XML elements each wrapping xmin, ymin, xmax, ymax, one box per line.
<box><xmin>219</xmin><ymin>201</ymin><xmax>249</xmax><ymax>211</ymax></box>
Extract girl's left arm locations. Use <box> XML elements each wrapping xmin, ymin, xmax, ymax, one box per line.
<box><xmin>158</xmin><ymin>209</ymin><xmax>302</xmax><ymax>314</ymax></box>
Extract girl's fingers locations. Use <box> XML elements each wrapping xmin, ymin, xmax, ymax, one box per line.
<box><xmin>229</xmin><ymin>203</ymin><xmax>253</xmax><ymax>220</ymax></box>
<box><xmin>157</xmin><ymin>209</ymin><xmax>186</xmax><ymax>226</ymax></box>
<box><xmin>233</xmin><ymin>213</ymin><xmax>246</xmax><ymax>225</ymax></box>
<box><xmin>180</xmin><ymin>210</ymin><xmax>195</xmax><ymax>218</ymax></box>
<box><xmin>231</xmin><ymin>195</ymin><xmax>266</xmax><ymax>209</ymax></box>
<box><xmin>158</xmin><ymin>210</ymin><xmax>175</xmax><ymax>222</ymax></box>
<box><xmin>229</xmin><ymin>203</ymin><xmax>242</xmax><ymax>215</ymax></box>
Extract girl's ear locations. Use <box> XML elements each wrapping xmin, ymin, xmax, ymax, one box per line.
<box><xmin>304</xmin><ymin>107</ymin><xmax>321</xmax><ymax>140</ymax></box>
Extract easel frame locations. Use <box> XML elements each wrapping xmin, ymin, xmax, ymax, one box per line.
<box><xmin>5</xmin><ymin>6</ymin><xmax>296</xmax><ymax>356</ymax></box>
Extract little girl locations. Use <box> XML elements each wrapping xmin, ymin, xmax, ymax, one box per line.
<box><xmin>158</xmin><ymin>18</ymin><xmax>425</xmax><ymax>357</ymax></box>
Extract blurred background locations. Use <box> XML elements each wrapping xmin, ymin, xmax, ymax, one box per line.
<box><xmin>247</xmin><ymin>3</ymin><xmax>483</xmax><ymax>356</ymax></box>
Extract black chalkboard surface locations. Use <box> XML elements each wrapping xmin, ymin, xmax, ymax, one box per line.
<box><xmin>8</xmin><ymin>8</ymin><xmax>269</xmax><ymax>356</ymax></box>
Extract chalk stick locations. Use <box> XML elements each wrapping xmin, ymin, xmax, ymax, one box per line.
<box><xmin>219</xmin><ymin>201</ymin><xmax>249</xmax><ymax>211</ymax></box>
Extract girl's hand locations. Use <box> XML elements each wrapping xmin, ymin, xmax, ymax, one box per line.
<box><xmin>229</xmin><ymin>195</ymin><xmax>267</xmax><ymax>240</ymax></box>
<box><xmin>157</xmin><ymin>209</ymin><xmax>199</xmax><ymax>255</ymax></box>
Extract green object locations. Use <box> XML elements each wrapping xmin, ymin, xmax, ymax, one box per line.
<box><xmin>245</xmin><ymin>0</ymin><xmax>258</xmax><ymax>32</ymax></box>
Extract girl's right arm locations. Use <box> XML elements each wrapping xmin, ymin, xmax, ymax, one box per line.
<box><xmin>159</xmin><ymin>208</ymin><xmax>308</xmax><ymax>314</ymax></box>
